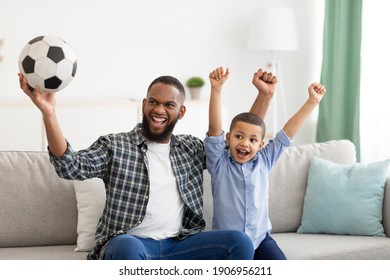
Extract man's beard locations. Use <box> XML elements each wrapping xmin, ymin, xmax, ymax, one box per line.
<box><xmin>141</xmin><ymin>114</ymin><xmax>179</xmax><ymax>142</ymax></box>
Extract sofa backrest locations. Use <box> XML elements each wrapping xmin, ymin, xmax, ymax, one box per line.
<box><xmin>0</xmin><ymin>151</ymin><xmax>78</xmax><ymax>247</ymax></box>
<box><xmin>269</xmin><ymin>140</ymin><xmax>357</xmax><ymax>233</ymax></box>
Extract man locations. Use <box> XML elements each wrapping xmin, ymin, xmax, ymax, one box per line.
<box><xmin>20</xmin><ymin>73</ymin><xmax>276</xmax><ymax>260</ymax></box>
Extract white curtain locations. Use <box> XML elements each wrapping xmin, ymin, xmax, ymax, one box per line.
<box><xmin>360</xmin><ymin>0</ymin><xmax>390</xmax><ymax>163</ymax></box>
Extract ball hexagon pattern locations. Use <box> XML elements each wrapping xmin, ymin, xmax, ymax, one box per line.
<box><xmin>18</xmin><ymin>35</ymin><xmax>77</xmax><ymax>92</ymax></box>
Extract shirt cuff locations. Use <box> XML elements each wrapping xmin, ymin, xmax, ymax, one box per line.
<box><xmin>204</xmin><ymin>131</ymin><xmax>225</xmax><ymax>143</ymax></box>
<box><xmin>276</xmin><ymin>130</ymin><xmax>294</xmax><ymax>146</ymax></box>
<box><xmin>48</xmin><ymin>140</ymin><xmax>75</xmax><ymax>163</ymax></box>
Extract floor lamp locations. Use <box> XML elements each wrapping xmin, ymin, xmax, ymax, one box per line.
<box><xmin>248</xmin><ymin>7</ymin><xmax>299</xmax><ymax>137</ymax></box>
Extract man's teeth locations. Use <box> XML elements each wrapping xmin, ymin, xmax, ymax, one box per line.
<box><xmin>152</xmin><ymin>117</ymin><xmax>166</xmax><ymax>123</ymax></box>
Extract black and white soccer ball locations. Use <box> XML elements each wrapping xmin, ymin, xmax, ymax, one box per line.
<box><xmin>18</xmin><ymin>35</ymin><xmax>77</xmax><ymax>92</ymax></box>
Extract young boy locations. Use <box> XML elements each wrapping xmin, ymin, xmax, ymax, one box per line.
<box><xmin>204</xmin><ymin>66</ymin><xmax>326</xmax><ymax>260</ymax></box>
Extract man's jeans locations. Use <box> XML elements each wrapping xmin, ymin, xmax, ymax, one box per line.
<box><xmin>103</xmin><ymin>229</ymin><xmax>254</xmax><ymax>260</ymax></box>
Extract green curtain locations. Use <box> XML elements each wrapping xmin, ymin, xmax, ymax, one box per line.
<box><xmin>317</xmin><ymin>0</ymin><xmax>362</xmax><ymax>160</ymax></box>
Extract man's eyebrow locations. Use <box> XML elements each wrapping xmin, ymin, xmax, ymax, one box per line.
<box><xmin>148</xmin><ymin>97</ymin><xmax>177</xmax><ymax>106</ymax></box>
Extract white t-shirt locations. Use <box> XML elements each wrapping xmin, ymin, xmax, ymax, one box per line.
<box><xmin>127</xmin><ymin>140</ymin><xmax>184</xmax><ymax>239</ymax></box>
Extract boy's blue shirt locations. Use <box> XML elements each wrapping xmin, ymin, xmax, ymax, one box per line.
<box><xmin>204</xmin><ymin>129</ymin><xmax>293</xmax><ymax>248</ymax></box>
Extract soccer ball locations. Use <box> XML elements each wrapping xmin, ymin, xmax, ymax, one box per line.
<box><xmin>18</xmin><ymin>35</ymin><xmax>77</xmax><ymax>92</ymax></box>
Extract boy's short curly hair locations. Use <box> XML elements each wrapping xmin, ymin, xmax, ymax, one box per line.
<box><xmin>229</xmin><ymin>112</ymin><xmax>266</xmax><ymax>139</ymax></box>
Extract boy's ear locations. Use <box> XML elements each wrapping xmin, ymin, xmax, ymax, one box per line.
<box><xmin>225</xmin><ymin>132</ymin><xmax>230</xmax><ymax>142</ymax></box>
<box><xmin>258</xmin><ymin>140</ymin><xmax>265</xmax><ymax>150</ymax></box>
<box><xmin>224</xmin><ymin>132</ymin><xmax>231</xmax><ymax>149</ymax></box>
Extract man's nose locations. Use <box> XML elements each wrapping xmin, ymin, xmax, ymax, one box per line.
<box><xmin>154</xmin><ymin>104</ymin><xmax>165</xmax><ymax>113</ymax></box>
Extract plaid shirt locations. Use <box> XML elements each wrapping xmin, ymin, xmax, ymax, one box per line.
<box><xmin>49</xmin><ymin>124</ymin><xmax>206</xmax><ymax>260</ymax></box>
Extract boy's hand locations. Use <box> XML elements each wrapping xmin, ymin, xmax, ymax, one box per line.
<box><xmin>209</xmin><ymin>67</ymin><xmax>230</xmax><ymax>89</ymax></box>
<box><xmin>252</xmin><ymin>69</ymin><xmax>278</xmax><ymax>97</ymax></box>
<box><xmin>308</xmin><ymin>82</ymin><xmax>326</xmax><ymax>104</ymax></box>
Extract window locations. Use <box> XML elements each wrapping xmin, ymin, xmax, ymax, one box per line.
<box><xmin>360</xmin><ymin>0</ymin><xmax>390</xmax><ymax>162</ymax></box>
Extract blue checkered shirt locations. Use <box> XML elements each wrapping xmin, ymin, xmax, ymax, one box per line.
<box><xmin>49</xmin><ymin>124</ymin><xmax>206</xmax><ymax>259</ymax></box>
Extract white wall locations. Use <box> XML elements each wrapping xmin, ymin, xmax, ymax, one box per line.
<box><xmin>0</xmin><ymin>0</ymin><xmax>324</xmax><ymax>145</ymax></box>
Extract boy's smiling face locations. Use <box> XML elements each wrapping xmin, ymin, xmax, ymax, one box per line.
<box><xmin>226</xmin><ymin>121</ymin><xmax>265</xmax><ymax>164</ymax></box>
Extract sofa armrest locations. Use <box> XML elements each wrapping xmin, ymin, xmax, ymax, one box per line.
<box><xmin>383</xmin><ymin>175</ymin><xmax>390</xmax><ymax>237</ymax></box>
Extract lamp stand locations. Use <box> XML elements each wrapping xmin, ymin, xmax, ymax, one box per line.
<box><xmin>266</xmin><ymin>59</ymin><xmax>288</xmax><ymax>137</ymax></box>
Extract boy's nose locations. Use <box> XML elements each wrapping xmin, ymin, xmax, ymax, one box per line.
<box><xmin>240</xmin><ymin>140</ymin><xmax>249</xmax><ymax>147</ymax></box>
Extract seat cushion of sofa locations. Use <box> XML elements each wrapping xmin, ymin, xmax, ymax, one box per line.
<box><xmin>0</xmin><ymin>245</ymin><xmax>88</xmax><ymax>260</ymax></box>
<box><xmin>273</xmin><ymin>233</ymin><xmax>390</xmax><ymax>260</ymax></box>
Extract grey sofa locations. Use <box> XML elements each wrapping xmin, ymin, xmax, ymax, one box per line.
<box><xmin>1</xmin><ymin>139</ymin><xmax>389</xmax><ymax>260</ymax></box>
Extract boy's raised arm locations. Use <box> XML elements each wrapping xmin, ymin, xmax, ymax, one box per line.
<box><xmin>283</xmin><ymin>82</ymin><xmax>326</xmax><ymax>139</ymax></box>
<box><xmin>208</xmin><ymin>67</ymin><xmax>230</xmax><ymax>136</ymax></box>
<box><xmin>249</xmin><ymin>69</ymin><xmax>278</xmax><ymax>120</ymax></box>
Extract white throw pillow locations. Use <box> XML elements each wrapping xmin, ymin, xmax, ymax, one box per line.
<box><xmin>73</xmin><ymin>178</ymin><xmax>106</xmax><ymax>252</ymax></box>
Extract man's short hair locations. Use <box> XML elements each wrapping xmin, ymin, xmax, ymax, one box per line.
<box><xmin>147</xmin><ymin>76</ymin><xmax>186</xmax><ymax>102</ymax></box>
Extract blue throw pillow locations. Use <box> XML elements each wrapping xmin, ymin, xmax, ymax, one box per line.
<box><xmin>298</xmin><ymin>157</ymin><xmax>389</xmax><ymax>236</ymax></box>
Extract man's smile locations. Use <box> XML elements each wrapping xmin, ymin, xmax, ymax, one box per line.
<box><xmin>150</xmin><ymin>115</ymin><xmax>168</xmax><ymax>126</ymax></box>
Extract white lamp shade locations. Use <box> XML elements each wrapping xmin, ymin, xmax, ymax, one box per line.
<box><xmin>248</xmin><ymin>8</ymin><xmax>299</xmax><ymax>51</ymax></box>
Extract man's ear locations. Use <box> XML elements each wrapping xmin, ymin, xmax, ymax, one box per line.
<box><xmin>142</xmin><ymin>98</ymin><xmax>147</xmax><ymax>112</ymax></box>
<box><xmin>178</xmin><ymin>105</ymin><xmax>186</xmax><ymax>120</ymax></box>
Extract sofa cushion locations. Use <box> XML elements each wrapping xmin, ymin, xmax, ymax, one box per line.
<box><xmin>74</xmin><ymin>178</ymin><xmax>106</xmax><ymax>252</ymax></box>
<box><xmin>269</xmin><ymin>140</ymin><xmax>356</xmax><ymax>233</ymax></box>
<box><xmin>0</xmin><ymin>245</ymin><xmax>88</xmax><ymax>260</ymax></box>
<box><xmin>203</xmin><ymin>170</ymin><xmax>213</xmax><ymax>230</ymax></box>
<box><xmin>0</xmin><ymin>151</ymin><xmax>78</xmax><ymax>247</ymax></box>
<box><xmin>273</xmin><ymin>233</ymin><xmax>390</xmax><ymax>259</ymax></box>
<box><xmin>297</xmin><ymin>157</ymin><xmax>389</xmax><ymax>236</ymax></box>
